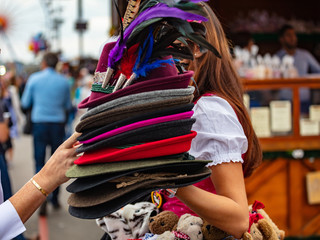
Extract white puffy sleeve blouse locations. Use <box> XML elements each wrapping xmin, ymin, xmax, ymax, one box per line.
<box><xmin>189</xmin><ymin>95</ymin><xmax>248</xmax><ymax>166</ymax></box>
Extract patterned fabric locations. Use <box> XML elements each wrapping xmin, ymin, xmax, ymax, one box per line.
<box><xmin>91</xmin><ymin>83</ymin><xmax>114</xmax><ymax>93</ymax></box>
<box><xmin>96</xmin><ymin>202</ymin><xmax>158</xmax><ymax>240</ymax></box>
<box><xmin>173</xmin><ymin>231</ymin><xmax>191</xmax><ymax>240</ymax></box>
<box><xmin>143</xmin><ymin>233</ymin><xmax>158</xmax><ymax>240</ymax></box>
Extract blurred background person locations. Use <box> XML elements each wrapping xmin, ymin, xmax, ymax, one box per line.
<box><xmin>1</xmin><ymin>71</ymin><xmax>25</xmax><ymax>163</ymax></box>
<box><xmin>0</xmin><ymin>81</ymin><xmax>28</xmax><ymax>240</ymax></box>
<box><xmin>277</xmin><ymin>24</ymin><xmax>320</xmax><ymax>113</ymax></box>
<box><xmin>21</xmin><ymin>52</ymin><xmax>72</xmax><ymax>216</ymax></box>
<box><xmin>277</xmin><ymin>24</ymin><xmax>320</xmax><ymax>76</ymax></box>
<box><xmin>232</xmin><ymin>31</ymin><xmax>255</xmax><ymax>53</ymax></box>
<box><xmin>73</xmin><ymin>67</ymin><xmax>93</xmax><ymax>127</ymax></box>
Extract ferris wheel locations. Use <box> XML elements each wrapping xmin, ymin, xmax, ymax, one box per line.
<box><xmin>0</xmin><ymin>0</ymin><xmax>49</xmax><ymax>62</ymax></box>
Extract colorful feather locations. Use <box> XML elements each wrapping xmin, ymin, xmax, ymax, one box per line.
<box><xmin>120</xmin><ymin>43</ymin><xmax>140</xmax><ymax>78</ymax></box>
<box><xmin>123</xmin><ymin>0</ymin><xmax>141</xmax><ymax>29</ymax></box>
<box><xmin>107</xmin><ymin>3</ymin><xmax>208</xmax><ymax>69</ymax></box>
<box><xmin>135</xmin><ymin>58</ymin><xmax>175</xmax><ymax>78</ymax></box>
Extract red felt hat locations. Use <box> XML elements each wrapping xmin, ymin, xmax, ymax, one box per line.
<box><xmin>74</xmin><ymin>131</ymin><xmax>197</xmax><ymax>165</ymax></box>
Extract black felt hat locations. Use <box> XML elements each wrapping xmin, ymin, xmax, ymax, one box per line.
<box><xmin>77</xmin><ymin>103</ymin><xmax>194</xmax><ymax>142</ymax></box>
<box><xmin>75</xmin><ymin>95</ymin><xmax>193</xmax><ymax>132</ymax></box>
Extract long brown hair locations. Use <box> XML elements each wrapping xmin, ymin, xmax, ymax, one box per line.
<box><xmin>190</xmin><ymin>3</ymin><xmax>262</xmax><ymax>177</ymax></box>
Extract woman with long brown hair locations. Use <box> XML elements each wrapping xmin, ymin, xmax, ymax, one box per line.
<box><xmin>161</xmin><ymin>2</ymin><xmax>262</xmax><ymax>238</ymax></box>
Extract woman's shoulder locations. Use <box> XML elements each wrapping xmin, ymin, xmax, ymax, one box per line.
<box><xmin>195</xmin><ymin>94</ymin><xmax>237</xmax><ymax>118</ymax></box>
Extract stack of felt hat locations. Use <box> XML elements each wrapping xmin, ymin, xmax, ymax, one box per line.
<box><xmin>66</xmin><ymin>0</ymin><xmax>221</xmax><ymax>220</ymax></box>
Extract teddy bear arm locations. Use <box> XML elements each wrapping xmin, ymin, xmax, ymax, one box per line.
<box><xmin>257</xmin><ymin>219</ymin><xmax>279</xmax><ymax>240</ymax></box>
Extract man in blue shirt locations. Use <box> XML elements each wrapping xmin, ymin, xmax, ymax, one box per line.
<box><xmin>276</xmin><ymin>24</ymin><xmax>320</xmax><ymax>113</ymax></box>
<box><xmin>276</xmin><ymin>24</ymin><xmax>320</xmax><ymax>76</ymax></box>
<box><xmin>21</xmin><ymin>52</ymin><xmax>72</xmax><ymax>214</ymax></box>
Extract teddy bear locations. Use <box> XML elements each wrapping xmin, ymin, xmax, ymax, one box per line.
<box><xmin>149</xmin><ymin>211</ymin><xmax>179</xmax><ymax>235</ymax></box>
<box><xmin>177</xmin><ymin>214</ymin><xmax>203</xmax><ymax>240</ymax></box>
<box><xmin>242</xmin><ymin>218</ymin><xmax>280</xmax><ymax>240</ymax></box>
<box><xmin>201</xmin><ymin>219</ymin><xmax>236</xmax><ymax>240</ymax></box>
<box><xmin>157</xmin><ymin>213</ymin><xmax>203</xmax><ymax>240</ymax></box>
<box><xmin>248</xmin><ymin>201</ymin><xmax>285</xmax><ymax>240</ymax></box>
<box><xmin>201</xmin><ymin>210</ymin><xmax>280</xmax><ymax>240</ymax></box>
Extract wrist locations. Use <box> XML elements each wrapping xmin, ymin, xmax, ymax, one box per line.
<box><xmin>33</xmin><ymin>171</ymin><xmax>57</xmax><ymax>194</ymax></box>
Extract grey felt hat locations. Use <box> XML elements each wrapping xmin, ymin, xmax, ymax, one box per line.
<box><xmin>76</xmin><ymin>118</ymin><xmax>195</xmax><ymax>153</ymax></box>
<box><xmin>81</xmin><ymin>86</ymin><xmax>195</xmax><ymax>121</ymax></box>
<box><xmin>66</xmin><ymin>157</ymin><xmax>211</xmax><ymax>178</ymax></box>
<box><xmin>75</xmin><ymin>94</ymin><xmax>194</xmax><ymax>132</ymax></box>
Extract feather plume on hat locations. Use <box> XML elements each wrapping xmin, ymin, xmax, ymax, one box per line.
<box><xmin>102</xmin><ymin>0</ymin><xmax>221</xmax><ymax>90</ymax></box>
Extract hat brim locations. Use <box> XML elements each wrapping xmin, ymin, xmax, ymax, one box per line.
<box><xmin>66</xmin><ymin>155</ymin><xmax>210</xmax><ymax>178</ymax></box>
<box><xmin>76</xmin><ymin>95</ymin><xmax>194</xmax><ymax>132</ymax></box>
<box><xmin>67</xmin><ymin>161</ymin><xmax>209</xmax><ymax>193</ymax></box>
<box><xmin>78</xmin><ymin>71</ymin><xmax>194</xmax><ymax>109</ymax></box>
<box><xmin>76</xmin><ymin>118</ymin><xmax>196</xmax><ymax>153</ymax></box>
<box><xmin>77</xmin><ymin>103</ymin><xmax>194</xmax><ymax>142</ymax></box>
<box><xmin>74</xmin><ymin>131</ymin><xmax>197</xmax><ymax>165</ymax></box>
<box><xmin>68</xmin><ymin>167</ymin><xmax>211</xmax><ymax>219</ymax></box>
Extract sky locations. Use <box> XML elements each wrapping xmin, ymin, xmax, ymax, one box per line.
<box><xmin>0</xmin><ymin>0</ymin><xmax>112</xmax><ymax>64</ymax></box>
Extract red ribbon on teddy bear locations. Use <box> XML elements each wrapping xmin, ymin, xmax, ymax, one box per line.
<box><xmin>248</xmin><ymin>200</ymin><xmax>265</xmax><ymax>233</ymax></box>
<box><xmin>173</xmin><ymin>231</ymin><xmax>191</xmax><ymax>240</ymax></box>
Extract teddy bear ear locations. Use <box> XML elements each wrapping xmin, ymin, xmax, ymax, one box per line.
<box><xmin>150</xmin><ymin>210</ymin><xmax>158</xmax><ymax>218</ymax></box>
<box><xmin>206</xmin><ymin>225</ymin><xmax>211</xmax><ymax>231</ymax></box>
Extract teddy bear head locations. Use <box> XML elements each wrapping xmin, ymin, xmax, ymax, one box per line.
<box><xmin>149</xmin><ymin>211</ymin><xmax>179</xmax><ymax>235</ymax></box>
<box><xmin>177</xmin><ymin>214</ymin><xmax>203</xmax><ymax>240</ymax></box>
<box><xmin>249</xmin><ymin>201</ymin><xmax>285</xmax><ymax>240</ymax></box>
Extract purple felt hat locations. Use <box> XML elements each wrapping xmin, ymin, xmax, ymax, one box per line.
<box><xmin>78</xmin><ymin>42</ymin><xmax>194</xmax><ymax>109</ymax></box>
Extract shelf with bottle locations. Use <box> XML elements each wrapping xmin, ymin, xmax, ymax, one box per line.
<box><xmin>251</xmin><ymin>33</ymin><xmax>320</xmax><ymax>43</ymax></box>
<box><xmin>242</xmin><ymin>77</ymin><xmax>320</xmax><ymax>151</ymax></box>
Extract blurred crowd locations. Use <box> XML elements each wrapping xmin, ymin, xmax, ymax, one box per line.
<box><xmin>0</xmin><ymin>57</ymin><xmax>97</xmax><ymax>183</ymax></box>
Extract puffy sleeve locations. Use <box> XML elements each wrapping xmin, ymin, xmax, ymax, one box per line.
<box><xmin>189</xmin><ymin>96</ymin><xmax>248</xmax><ymax>166</ymax></box>
<box><xmin>0</xmin><ymin>200</ymin><xmax>26</xmax><ymax>240</ymax></box>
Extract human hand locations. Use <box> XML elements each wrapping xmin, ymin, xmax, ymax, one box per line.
<box><xmin>35</xmin><ymin>132</ymin><xmax>81</xmax><ymax>193</ymax></box>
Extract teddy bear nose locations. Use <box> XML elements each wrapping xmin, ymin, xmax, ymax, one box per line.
<box><xmin>198</xmin><ymin>231</ymin><xmax>201</xmax><ymax>235</ymax></box>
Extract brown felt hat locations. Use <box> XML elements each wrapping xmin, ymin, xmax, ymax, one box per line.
<box><xmin>66</xmin><ymin>160</ymin><xmax>209</xmax><ymax>193</ymax></box>
<box><xmin>69</xmin><ymin>167</ymin><xmax>211</xmax><ymax>219</ymax></box>
<box><xmin>75</xmin><ymin>94</ymin><xmax>193</xmax><ymax>132</ymax></box>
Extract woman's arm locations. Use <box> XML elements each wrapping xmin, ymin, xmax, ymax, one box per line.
<box><xmin>8</xmin><ymin>132</ymin><xmax>80</xmax><ymax>223</ymax></box>
<box><xmin>176</xmin><ymin>162</ymin><xmax>249</xmax><ymax>238</ymax></box>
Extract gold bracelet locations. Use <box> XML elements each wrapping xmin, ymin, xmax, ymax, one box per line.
<box><xmin>30</xmin><ymin>178</ymin><xmax>49</xmax><ymax>197</ymax></box>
